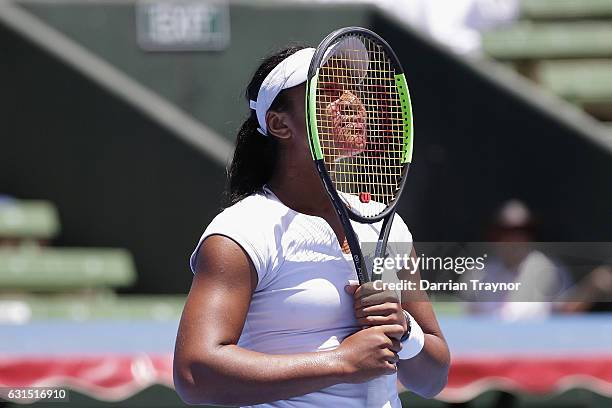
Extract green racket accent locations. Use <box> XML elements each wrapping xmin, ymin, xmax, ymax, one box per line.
<box><xmin>395</xmin><ymin>73</ymin><xmax>414</xmax><ymax>164</ymax></box>
<box><xmin>306</xmin><ymin>72</ymin><xmax>323</xmax><ymax>160</ymax></box>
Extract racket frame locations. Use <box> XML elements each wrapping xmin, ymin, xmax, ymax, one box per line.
<box><xmin>306</xmin><ymin>26</ymin><xmax>414</xmax><ymax>284</ymax></box>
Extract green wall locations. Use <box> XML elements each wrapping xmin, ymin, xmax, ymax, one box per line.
<box><xmin>21</xmin><ymin>2</ymin><xmax>372</xmax><ymax>140</ymax></box>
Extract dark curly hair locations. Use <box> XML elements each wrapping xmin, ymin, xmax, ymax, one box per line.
<box><xmin>225</xmin><ymin>45</ymin><xmax>307</xmax><ymax>206</ymax></box>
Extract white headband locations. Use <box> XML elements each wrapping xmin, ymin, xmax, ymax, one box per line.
<box><xmin>249</xmin><ymin>38</ymin><xmax>370</xmax><ymax>136</ymax></box>
<box><xmin>250</xmin><ymin>47</ymin><xmax>316</xmax><ymax>136</ymax></box>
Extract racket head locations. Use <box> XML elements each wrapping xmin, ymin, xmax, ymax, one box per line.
<box><xmin>306</xmin><ymin>27</ymin><xmax>414</xmax><ymax>223</ymax></box>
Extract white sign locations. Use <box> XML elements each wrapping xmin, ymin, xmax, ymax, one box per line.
<box><xmin>137</xmin><ymin>1</ymin><xmax>230</xmax><ymax>51</ymax></box>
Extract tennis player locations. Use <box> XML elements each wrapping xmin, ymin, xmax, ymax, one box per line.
<box><xmin>174</xmin><ymin>46</ymin><xmax>450</xmax><ymax>407</ymax></box>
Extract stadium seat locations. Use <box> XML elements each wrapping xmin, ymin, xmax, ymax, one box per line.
<box><xmin>0</xmin><ymin>247</ymin><xmax>136</xmax><ymax>291</ymax></box>
<box><xmin>483</xmin><ymin>22</ymin><xmax>612</xmax><ymax>60</ymax></box>
<box><xmin>483</xmin><ymin>1</ymin><xmax>612</xmax><ymax>125</ymax></box>
<box><xmin>538</xmin><ymin>60</ymin><xmax>612</xmax><ymax>103</ymax></box>
<box><xmin>0</xmin><ymin>200</ymin><xmax>59</xmax><ymax>240</ymax></box>
<box><xmin>0</xmin><ymin>294</ymin><xmax>185</xmax><ymax>320</ymax></box>
<box><xmin>522</xmin><ymin>0</ymin><xmax>612</xmax><ymax>19</ymax></box>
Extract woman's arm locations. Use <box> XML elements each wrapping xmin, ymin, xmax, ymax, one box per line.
<box><xmin>348</xmin><ymin>247</ymin><xmax>450</xmax><ymax>398</ymax></box>
<box><xmin>396</xmin><ymin>271</ymin><xmax>451</xmax><ymax>398</ymax></box>
<box><xmin>173</xmin><ymin>235</ymin><xmax>404</xmax><ymax>406</ymax></box>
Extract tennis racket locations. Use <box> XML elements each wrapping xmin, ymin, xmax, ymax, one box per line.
<box><xmin>305</xmin><ymin>27</ymin><xmax>414</xmax><ymax>407</ymax></box>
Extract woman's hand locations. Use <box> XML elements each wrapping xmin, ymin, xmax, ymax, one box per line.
<box><xmin>345</xmin><ymin>282</ymin><xmax>408</xmax><ymax>340</ymax></box>
<box><xmin>336</xmin><ymin>325</ymin><xmax>404</xmax><ymax>383</ymax></box>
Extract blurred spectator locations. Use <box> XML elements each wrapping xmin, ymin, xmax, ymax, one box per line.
<box><xmin>462</xmin><ymin>199</ymin><xmax>572</xmax><ymax>319</ymax></box>
<box><xmin>381</xmin><ymin>0</ymin><xmax>519</xmax><ymax>55</ymax></box>
<box><xmin>557</xmin><ymin>264</ymin><xmax>612</xmax><ymax>313</ymax></box>
<box><xmin>311</xmin><ymin>0</ymin><xmax>519</xmax><ymax>55</ymax></box>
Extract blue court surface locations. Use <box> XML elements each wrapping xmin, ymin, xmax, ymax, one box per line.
<box><xmin>2</xmin><ymin>314</ymin><xmax>611</xmax><ymax>355</ymax></box>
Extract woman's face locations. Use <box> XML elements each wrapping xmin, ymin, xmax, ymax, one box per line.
<box><xmin>282</xmin><ymin>82</ymin><xmax>367</xmax><ymax>161</ymax></box>
<box><xmin>326</xmin><ymin>90</ymin><xmax>367</xmax><ymax>155</ymax></box>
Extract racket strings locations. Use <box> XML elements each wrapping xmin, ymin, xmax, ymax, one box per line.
<box><xmin>316</xmin><ymin>35</ymin><xmax>404</xmax><ymax>218</ymax></box>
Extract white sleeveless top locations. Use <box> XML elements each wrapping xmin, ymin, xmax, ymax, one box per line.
<box><xmin>190</xmin><ymin>187</ymin><xmax>412</xmax><ymax>408</ymax></box>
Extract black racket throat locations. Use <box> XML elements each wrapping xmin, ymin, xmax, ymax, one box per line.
<box><xmin>316</xmin><ymin>159</ymin><xmax>408</xmax><ymax>285</ymax></box>
<box><xmin>336</xmin><ymin>203</ymin><xmax>397</xmax><ymax>286</ymax></box>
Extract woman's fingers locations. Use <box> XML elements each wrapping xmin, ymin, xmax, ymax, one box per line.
<box><xmin>355</xmin><ymin>302</ymin><xmax>402</xmax><ymax>318</ymax></box>
<box><xmin>357</xmin><ymin>314</ymin><xmax>396</xmax><ymax>327</ymax></box>
<box><xmin>347</xmin><ymin>282</ymin><xmax>398</xmax><ymax>309</ymax></box>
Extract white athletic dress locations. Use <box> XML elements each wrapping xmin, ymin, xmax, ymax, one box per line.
<box><xmin>190</xmin><ymin>187</ymin><xmax>413</xmax><ymax>408</ymax></box>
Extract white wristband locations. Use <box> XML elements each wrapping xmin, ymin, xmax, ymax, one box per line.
<box><xmin>397</xmin><ymin>311</ymin><xmax>425</xmax><ymax>360</ymax></box>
